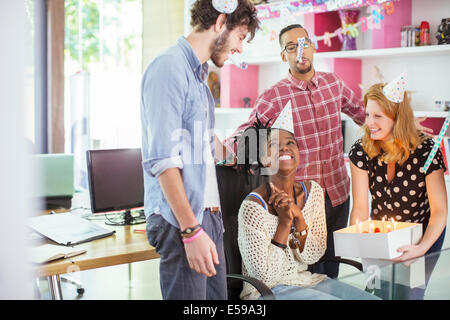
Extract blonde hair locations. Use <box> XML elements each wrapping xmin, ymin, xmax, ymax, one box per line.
<box><xmin>361</xmin><ymin>83</ymin><xmax>425</xmax><ymax>165</ymax></box>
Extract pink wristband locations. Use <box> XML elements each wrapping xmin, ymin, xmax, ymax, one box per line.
<box><xmin>182</xmin><ymin>228</ymin><xmax>204</xmax><ymax>244</ymax></box>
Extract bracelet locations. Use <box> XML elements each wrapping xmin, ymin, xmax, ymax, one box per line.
<box><xmin>271</xmin><ymin>239</ymin><xmax>287</xmax><ymax>249</ymax></box>
<box><xmin>293</xmin><ymin>225</ymin><xmax>309</xmax><ymax>237</ymax></box>
<box><xmin>180</xmin><ymin>224</ymin><xmax>201</xmax><ymax>237</ymax></box>
<box><xmin>182</xmin><ymin>228</ymin><xmax>204</xmax><ymax>244</ymax></box>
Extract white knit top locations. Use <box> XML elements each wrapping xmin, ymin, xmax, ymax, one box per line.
<box><xmin>237</xmin><ymin>180</ymin><xmax>328</xmax><ymax>300</ymax></box>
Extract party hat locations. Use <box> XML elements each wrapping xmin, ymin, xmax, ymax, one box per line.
<box><xmin>271</xmin><ymin>100</ymin><xmax>294</xmax><ymax>134</ymax></box>
<box><xmin>212</xmin><ymin>0</ymin><xmax>238</xmax><ymax>14</ymax></box>
<box><xmin>382</xmin><ymin>72</ymin><xmax>407</xmax><ymax>103</ymax></box>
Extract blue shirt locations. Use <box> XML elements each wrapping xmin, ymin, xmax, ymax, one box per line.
<box><xmin>140</xmin><ymin>36</ymin><xmax>218</xmax><ymax>228</ymax></box>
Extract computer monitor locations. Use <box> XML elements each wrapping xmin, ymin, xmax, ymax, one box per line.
<box><xmin>86</xmin><ymin>148</ymin><xmax>146</xmax><ymax>225</ymax></box>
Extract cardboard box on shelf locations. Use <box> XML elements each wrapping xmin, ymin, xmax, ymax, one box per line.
<box><xmin>333</xmin><ymin>220</ymin><xmax>423</xmax><ymax>260</ymax></box>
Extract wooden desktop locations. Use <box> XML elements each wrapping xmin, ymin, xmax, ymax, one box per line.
<box><xmin>33</xmin><ymin>192</ymin><xmax>159</xmax><ymax>299</ymax></box>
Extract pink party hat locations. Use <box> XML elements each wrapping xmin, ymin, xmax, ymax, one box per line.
<box><xmin>382</xmin><ymin>72</ymin><xmax>407</xmax><ymax>103</ymax></box>
<box><xmin>212</xmin><ymin>0</ymin><xmax>238</xmax><ymax>14</ymax></box>
<box><xmin>272</xmin><ymin>100</ymin><xmax>294</xmax><ymax>134</ymax></box>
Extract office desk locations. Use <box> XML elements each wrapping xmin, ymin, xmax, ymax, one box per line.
<box><xmin>33</xmin><ymin>193</ymin><xmax>159</xmax><ymax>299</ymax></box>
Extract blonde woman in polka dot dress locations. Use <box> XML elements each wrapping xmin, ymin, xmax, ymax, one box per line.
<box><xmin>349</xmin><ymin>83</ymin><xmax>448</xmax><ymax>299</ymax></box>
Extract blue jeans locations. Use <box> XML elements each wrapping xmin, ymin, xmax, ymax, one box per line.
<box><xmin>261</xmin><ymin>278</ymin><xmax>381</xmax><ymax>300</ymax></box>
<box><xmin>146</xmin><ymin>210</ymin><xmax>227</xmax><ymax>300</ymax></box>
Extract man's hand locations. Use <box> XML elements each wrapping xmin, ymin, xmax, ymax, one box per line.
<box><xmin>415</xmin><ymin>116</ymin><xmax>435</xmax><ymax>136</ymax></box>
<box><xmin>184</xmin><ymin>231</ymin><xmax>219</xmax><ymax>277</ymax></box>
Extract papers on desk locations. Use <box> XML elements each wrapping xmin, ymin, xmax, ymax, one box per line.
<box><xmin>28</xmin><ymin>212</ymin><xmax>116</xmax><ymax>246</ymax></box>
<box><xmin>29</xmin><ymin>244</ymin><xmax>87</xmax><ymax>264</ymax></box>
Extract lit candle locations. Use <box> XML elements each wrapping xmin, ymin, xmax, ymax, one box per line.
<box><xmin>387</xmin><ymin>224</ymin><xmax>392</xmax><ymax>233</ymax></box>
<box><xmin>355</xmin><ymin>219</ymin><xmax>361</xmax><ymax>233</ymax></box>
<box><xmin>382</xmin><ymin>216</ymin><xmax>386</xmax><ymax>233</ymax></box>
<box><xmin>370</xmin><ymin>222</ymin><xmax>375</xmax><ymax>233</ymax></box>
<box><xmin>368</xmin><ymin>217</ymin><xmax>372</xmax><ymax>233</ymax></box>
<box><xmin>391</xmin><ymin>218</ymin><xmax>397</xmax><ymax>231</ymax></box>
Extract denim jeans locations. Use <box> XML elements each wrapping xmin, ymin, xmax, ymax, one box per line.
<box><xmin>260</xmin><ymin>278</ymin><xmax>381</xmax><ymax>300</ymax></box>
<box><xmin>146</xmin><ymin>210</ymin><xmax>227</xmax><ymax>300</ymax></box>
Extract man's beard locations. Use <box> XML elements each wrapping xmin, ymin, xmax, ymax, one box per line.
<box><xmin>294</xmin><ymin>61</ymin><xmax>313</xmax><ymax>74</ymax></box>
<box><xmin>210</xmin><ymin>30</ymin><xmax>230</xmax><ymax>68</ymax></box>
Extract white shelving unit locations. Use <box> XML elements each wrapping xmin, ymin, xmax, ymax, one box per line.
<box><xmin>247</xmin><ymin>44</ymin><xmax>450</xmax><ymax>64</ymax></box>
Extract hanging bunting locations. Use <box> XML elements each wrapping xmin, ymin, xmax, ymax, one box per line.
<box><xmin>256</xmin><ymin>0</ymin><xmax>399</xmax><ymax>20</ymax></box>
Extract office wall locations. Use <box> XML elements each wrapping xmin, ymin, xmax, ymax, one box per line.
<box><xmin>142</xmin><ymin>0</ymin><xmax>185</xmax><ymax>71</ymax></box>
<box><xmin>0</xmin><ymin>0</ymin><xmax>34</xmax><ymax>299</ymax></box>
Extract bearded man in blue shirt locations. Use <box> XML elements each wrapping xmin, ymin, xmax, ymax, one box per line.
<box><xmin>140</xmin><ymin>0</ymin><xmax>259</xmax><ymax>300</ymax></box>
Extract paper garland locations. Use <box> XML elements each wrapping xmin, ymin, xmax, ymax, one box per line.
<box><xmin>257</xmin><ymin>1</ymin><xmax>396</xmax><ymax>49</ymax></box>
<box><xmin>423</xmin><ymin>112</ymin><xmax>450</xmax><ymax>173</ymax></box>
<box><xmin>257</xmin><ymin>0</ymin><xmax>395</xmax><ymax>20</ymax></box>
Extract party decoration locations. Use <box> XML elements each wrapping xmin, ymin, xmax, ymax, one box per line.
<box><xmin>256</xmin><ymin>1</ymin><xmax>397</xmax><ymax>52</ymax></box>
<box><xmin>256</xmin><ymin>0</ymin><xmax>396</xmax><ymax>19</ymax></box>
<box><xmin>372</xmin><ymin>8</ymin><xmax>384</xmax><ymax>24</ymax></box>
<box><xmin>339</xmin><ymin>9</ymin><xmax>360</xmax><ymax>50</ymax></box>
<box><xmin>382</xmin><ymin>72</ymin><xmax>406</xmax><ymax>103</ymax></box>
<box><xmin>227</xmin><ymin>53</ymin><xmax>248</xmax><ymax>70</ymax></box>
<box><xmin>311</xmin><ymin>35</ymin><xmax>318</xmax><ymax>50</ymax></box>
<box><xmin>323</xmin><ymin>32</ymin><xmax>332</xmax><ymax>47</ymax></box>
<box><xmin>296</xmin><ymin>37</ymin><xmax>305</xmax><ymax>62</ymax></box>
<box><xmin>271</xmin><ymin>100</ymin><xmax>294</xmax><ymax>134</ymax></box>
<box><xmin>383</xmin><ymin>1</ymin><xmax>395</xmax><ymax>15</ymax></box>
<box><xmin>335</xmin><ymin>28</ymin><xmax>344</xmax><ymax>43</ymax></box>
<box><xmin>212</xmin><ymin>0</ymin><xmax>238</xmax><ymax>14</ymax></box>
<box><xmin>423</xmin><ymin>112</ymin><xmax>450</xmax><ymax>173</ymax></box>
<box><xmin>360</xmin><ymin>16</ymin><xmax>369</xmax><ymax>32</ymax></box>
<box><xmin>270</xmin><ymin>30</ymin><xmax>277</xmax><ymax>41</ymax></box>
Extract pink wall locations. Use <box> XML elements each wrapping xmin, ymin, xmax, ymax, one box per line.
<box><xmin>323</xmin><ymin>58</ymin><xmax>362</xmax><ymax>99</ymax></box>
<box><xmin>372</xmin><ymin>0</ymin><xmax>412</xmax><ymax>49</ymax></box>
<box><xmin>334</xmin><ymin>58</ymin><xmax>362</xmax><ymax>100</ymax></box>
<box><xmin>220</xmin><ymin>64</ymin><xmax>259</xmax><ymax>108</ymax></box>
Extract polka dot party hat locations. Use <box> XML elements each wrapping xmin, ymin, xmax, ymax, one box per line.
<box><xmin>382</xmin><ymin>72</ymin><xmax>407</xmax><ymax>103</ymax></box>
<box><xmin>212</xmin><ymin>0</ymin><xmax>238</xmax><ymax>14</ymax></box>
<box><xmin>271</xmin><ymin>100</ymin><xmax>294</xmax><ymax>134</ymax></box>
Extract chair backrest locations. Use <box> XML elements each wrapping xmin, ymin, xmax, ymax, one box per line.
<box><xmin>216</xmin><ymin>165</ymin><xmax>268</xmax><ymax>300</ymax></box>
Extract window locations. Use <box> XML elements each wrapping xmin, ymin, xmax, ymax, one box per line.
<box><xmin>64</xmin><ymin>0</ymin><xmax>143</xmax><ymax>151</ymax></box>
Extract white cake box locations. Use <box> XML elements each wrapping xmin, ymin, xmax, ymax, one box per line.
<box><xmin>333</xmin><ymin>220</ymin><xmax>423</xmax><ymax>260</ymax></box>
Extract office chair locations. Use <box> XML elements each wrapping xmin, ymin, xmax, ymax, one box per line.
<box><xmin>216</xmin><ymin>165</ymin><xmax>274</xmax><ymax>300</ymax></box>
<box><xmin>216</xmin><ymin>165</ymin><xmax>362</xmax><ymax>300</ymax></box>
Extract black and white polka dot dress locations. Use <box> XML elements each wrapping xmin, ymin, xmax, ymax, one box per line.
<box><xmin>349</xmin><ymin>138</ymin><xmax>446</xmax><ymax>227</ymax></box>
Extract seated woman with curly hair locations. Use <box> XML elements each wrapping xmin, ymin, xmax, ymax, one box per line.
<box><xmin>236</xmin><ymin>105</ymin><xmax>379</xmax><ymax>300</ymax></box>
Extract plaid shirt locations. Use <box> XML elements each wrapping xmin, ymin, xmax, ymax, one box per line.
<box><xmin>224</xmin><ymin>71</ymin><xmax>366</xmax><ymax>207</ymax></box>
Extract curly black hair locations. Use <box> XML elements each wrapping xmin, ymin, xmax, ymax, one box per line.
<box><xmin>234</xmin><ymin>113</ymin><xmax>273</xmax><ymax>175</ymax></box>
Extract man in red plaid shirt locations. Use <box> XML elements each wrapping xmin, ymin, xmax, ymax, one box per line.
<box><xmin>222</xmin><ymin>24</ymin><xmax>366</xmax><ymax>279</ymax></box>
